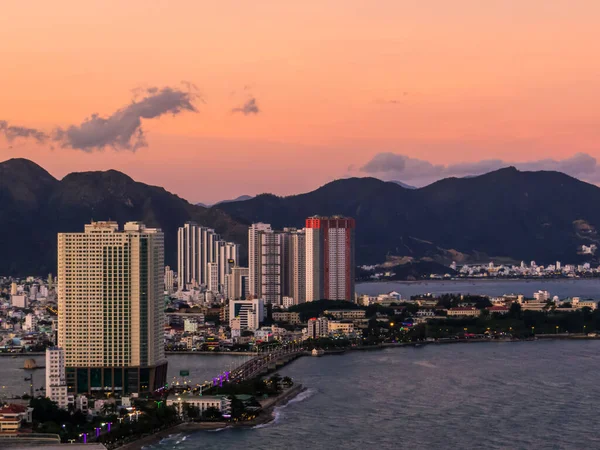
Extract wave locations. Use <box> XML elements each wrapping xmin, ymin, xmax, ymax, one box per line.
<box><xmin>252</xmin><ymin>388</ymin><xmax>317</xmax><ymax>429</ymax></box>
<box><xmin>287</xmin><ymin>387</ymin><xmax>317</xmax><ymax>406</ymax></box>
<box><xmin>206</xmin><ymin>426</ymin><xmax>229</xmax><ymax>432</ymax></box>
<box><xmin>414</xmin><ymin>360</ymin><xmax>437</xmax><ymax>369</ymax></box>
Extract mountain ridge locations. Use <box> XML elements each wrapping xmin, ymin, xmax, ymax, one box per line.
<box><xmin>215</xmin><ymin>167</ymin><xmax>600</xmax><ymax>266</ymax></box>
<box><xmin>0</xmin><ymin>159</ymin><xmax>248</xmax><ymax>275</ymax></box>
<box><xmin>1</xmin><ymin>159</ymin><xmax>599</xmax><ymax>275</ymax></box>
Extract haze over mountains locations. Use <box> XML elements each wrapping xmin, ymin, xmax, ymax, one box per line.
<box><xmin>196</xmin><ymin>195</ymin><xmax>254</xmax><ymax>208</ymax></box>
<box><xmin>1</xmin><ymin>158</ymin><xmax>599</xmax><ymax>275</ymax></box>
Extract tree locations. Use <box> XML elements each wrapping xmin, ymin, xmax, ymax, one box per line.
<box><xmin>509</xmin><ymin>302</ymin><xmax>522</xmax><ymax>318</ymax></box>
<box><xmin>282</xmin><ymin>376</ymin><xmax>293</xmax><ymax>386</ymax></box>
<box><xmin>202</xmin><ymin>407</ymin><xmax>222</xmax><ymax>420</ymax></box>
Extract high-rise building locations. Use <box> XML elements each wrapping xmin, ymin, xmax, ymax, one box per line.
<box><xmin>225</xmin><ymin>266</ymin><xmax>249</xmax><ymax>300</ymax></box>
<box><xmin>229</xmin><ymin>298</ymin><xmax>264</xmax><ymax>331</ymax></box>
<box><xmin>305</xmin><ymin>216</ymin><xmax>355</xmax><ymax>302</ymax></box>
<box><xmin>217</xmin><ymin>241</ymin><xmax>239</xmax><ymax>288</ymax></box>
<box><xmin>46</xmin><ymin>347</ymin><xmax>68</xmax><ymax>409</ymax></box>
<box><xmin>177</xmin><ymin>222</ymin><xmax>238</xmax><ymax>293</ymax></box>
<box><xmin>248</xmin><ymin>223</ymin><xmax>272</xmax><ymax>298</ymax></box>
<box><xmin>177</xmin><ymin>222</ymin><xmax>200</xmax><ymax>289</ymax></box>
<box><xmin>57</xmin><ymin>221</ymin><xmax>167</xmax><ymax>394</ymax></box>
<box><xmin>248</xmin><ymin>223</ymin><xmax>283</xmax><ymax>304</ymax></box>
<box><xmin>207</xmin><ymin>262</ymin><xmax>220</xmax><ymax>293</ymax></box>
<box><xmin>282</xmin><ymin>228</ymin><xmax>306</xmax><ymax>305</ymax></box>
<box><xmin>260</xmin><ymin>231</ymin><xmax>282</xmax><ymax>305</ymax></box>
<box><xmin>164</xmin><ymin>265</ymin><xmax>174</xmax><ymax>294</ymax></box>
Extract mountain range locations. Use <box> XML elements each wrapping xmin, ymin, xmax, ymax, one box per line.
<box><xmin>215</xmin><ymin>167</ymin><xmax>600</xmax><ymax>267</ymax></box>
<box><xmin>0</xmin><ymin>158</ymin><xmax>247</xmax><ymax>276</ymax></box>
<box><xmin>1</xmin><ymin>158</ymin><xmax>599</xmax><ymax>276</ymax></box>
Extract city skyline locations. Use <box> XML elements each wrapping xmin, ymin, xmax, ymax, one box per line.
<box><xmin>2</xmin><ymin>1</ymin><xmax>600</xmax><ymax>202</ymax></box>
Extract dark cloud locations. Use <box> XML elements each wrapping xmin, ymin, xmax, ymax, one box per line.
<box><xmin>0</xmin><ymin>121</ymin><xmax>49</xmax><ymax>143</ymax></box>
<box><xmin>1</xmin><ymin>85</ymin><xmax>199</xmax><ymax>152</ymax></box>
<box><xmin>359</xmin><ymin>152</ymin><xmax>600</xmax><ymax>185</ymax></box>
<box><xmin>232</xmin><ymin>97</ymin><xmax>260</xmax><ymax>115</ymax></box>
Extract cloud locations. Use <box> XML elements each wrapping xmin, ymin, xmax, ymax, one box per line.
<box><xmin>1</xmin><ymin>84</ymin><xmax>199</xmax><ymax>152</ymax></box>
<box><xmin>0</xmin><ymin>121</ymin><xmax>49</xmax><ymax>144</ymax></box>
<box><xmin>54</xmin><ymin>86</ymin><xmax>198</xmax><ymax>151</ymax></box>
<box><xmin>232</xmin><ymin>97</ymin><xmax>260</xmax><ymax>115</ymax></box>
<box><xmin>358</xmin><ymin>152</ymin><xmax>600</xmax><ymax>186</ymax></box>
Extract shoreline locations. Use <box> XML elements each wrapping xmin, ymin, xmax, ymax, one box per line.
<box><xmin>357</xmin><ymin>277</ymin><xmax>600</xmax><ymax>286</ymax></box>
<box><xmin>99</xmin><ymin>337</ymin><xmax>596</xmax><ymax>449</ymax></box>
<box><xmin>114</xmin><ymin>384</ymin><xmax>305</xmax><ymax>450</ymax></box>
<box><xmin>165</xmin><ymin>351</ymin><xmax>257</xmax><ymax>356</ymax></box>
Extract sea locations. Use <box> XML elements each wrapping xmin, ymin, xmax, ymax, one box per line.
<box><xmin>148</xmin><ymin>340</ymin><xmax>600</xmax><ymax>450</ymax></box>
<box><xmin>3</xmin><ymin>279</ymin><xmax>600</xmax><ymax>449</ymax></box>
<box><xmin>356</xmin><ymin>278</ymin><xmax>600</xmax><ymax>299</ymax></box>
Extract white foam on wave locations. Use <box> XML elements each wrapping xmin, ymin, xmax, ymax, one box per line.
<box><xmin>414</xmin><ymin>360</ymin><xmax>437</xmax><ymax>369</ymax></box>
<box><xmin>206</xmin><ymin>426</ymin><xmax>229</xmax><ymax>432</ymax></box>
<box><xmin>252</xmin><ymin>388</ymin><xmax>317</xmax><ymax>430</ymax></box>
<box><xmin>286</xmin><ymin>387</ymin><xmax>317</xmax><ymax>406</ymax></box>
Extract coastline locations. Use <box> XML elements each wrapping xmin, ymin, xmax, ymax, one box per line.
<box><xmin>165</xmin><ymin>351</ymin><xmax>257</xmax><ymax>356</ymax></box>
<box><xmin>357</xmin><ymin>277</ymin><xmax>600</xmax><ymax>285</ymax></box>
<box><xmin>114</xmin><ymin>384</ymin><xmax>305</xmax><ymax>450</ymax></box>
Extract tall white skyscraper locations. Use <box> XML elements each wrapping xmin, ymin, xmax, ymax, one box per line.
<box><xmin>282</xmin><ymin>228</ymin><xmax>306</xmax><ymax>305</ymax></box>
<box><xmin>217</xmin><ymin>241</ymin><xmax>239</xmax><ymax>288</ymax></box>
<box><xmin>57</xmin><ymin>221</ymin><xmax>167</xmax><ymax>394</ymax></box>
<box><xmin>248</xmin><ymin>223</ymin><xmax>272</xmax><ymax>298</ymax></box>
<box><xmin>178</xmin><ymin>222</ymin><xmax>237</xmax><ymax>293</ymax></box>
<box><xmin>207</xmin><ymin>262</ymin><xmax>220</xmax><ymax>293</ymax></box>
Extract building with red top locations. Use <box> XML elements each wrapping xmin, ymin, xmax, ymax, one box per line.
<box><xmin>0</xmin><ymin>404</ymin><xmax>32</xmax><ymax>433</ymax></box>
<box><xmin>305</xmin><ymin>216</ymin><xmax>355</xmax><ymax>302</ymax></box>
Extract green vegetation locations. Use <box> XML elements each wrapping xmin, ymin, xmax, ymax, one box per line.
<box><xmin>289</xmin><ymin>300</ymin><xmax>362</xmax><ymax>321</ymax></box>
<box><xmin>27</xmin><ymin>396</ymin><xmax>180</xmax><ymax>446</ymax></box>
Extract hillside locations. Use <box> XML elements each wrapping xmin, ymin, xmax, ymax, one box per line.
<box><xmin>215</xmin><ymin>167</ymin><xmax>600</xmax><ymax>266</ymax></box>
<box><xmin>3</xmin><ymin>159</ymin><xmax>600</xmax><ymax>275</ymax></box>
<box><xmin>0</xmin><ymin>158</ymin><xmax>248</xmax><ymax>275</ymax></box>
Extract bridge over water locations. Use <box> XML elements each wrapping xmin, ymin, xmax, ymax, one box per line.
<box><xmin>208</xmin><ymin>344</ymin><xmax>305</xmax><ymax>388</ymax></box>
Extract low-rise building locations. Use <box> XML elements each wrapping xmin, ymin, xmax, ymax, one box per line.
<box><xmin>324</xmin><ymin>310</ymin><xmax>366</xmax><ymax>320</ymax></box>
<box><xmin>328</xmin><ymin>321</ymin><xmax>354</xmax><ymax>336</ymax></box>
<box><xmin>521</xmin><ymin>302</ymin><xmax>547</xmax><ymax>311</ymax></box>
<box><xmin>447</xmin><ymin>307</ymin><xmax>480</xmax><ymax>317</ymax></box>
<box><xmin>0</xmin><ymin>404</ymin><xmax>33</xmax><ymax>433</ymax></box>
<box><xmin>486</xmin><ymin>306</ymin><xmax>509</xmax><ymax>315</ymax></box>
<box><xmin>166</xmin><ymin>394</ymin><xmax>232</xmax><ymax>416</ymax></box>
<box><xmin>272</xmin><ymin>311</ymin><xmax>301</xmax><ymax>325</ymax></box>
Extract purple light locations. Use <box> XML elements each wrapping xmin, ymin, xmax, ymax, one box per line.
<box><xmin>96</xmin><ymin>428</ymin><xmax>100</xmax><ymax>438</ymax></box>
<box><xmin>225</xmin><ymin>371</ymin><xmax>230</xmax><ymax>381</ymax></box>
<box><xmin>83</xmin><ymin>434</ymin><xmax>87</xmax><ymax>444</ymax></box>
<box><xmin>108</xmin><ymin>423</ymin><xmax>111</xmax><ymax>432</ymax></box>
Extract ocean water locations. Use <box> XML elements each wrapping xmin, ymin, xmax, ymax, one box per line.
<box><xmin>356</xmin><ymin>278</ymin><xmax>600</xmax><ymax>299</ymax></box>
<box><xmin>0</xmin><ymin>354</ymin><xmax>246</xmax><ymax>399</ymax></box>
<box><xmin>149</xmin><ymin>340</ymin><xmax>600</xmax><ymax>450</ymax></box>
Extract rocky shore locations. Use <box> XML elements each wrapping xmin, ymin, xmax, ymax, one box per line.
<box><xmin>115</xmin><ymin>383</ymin><xmax>306</xmax><ymax>450</ymax></box>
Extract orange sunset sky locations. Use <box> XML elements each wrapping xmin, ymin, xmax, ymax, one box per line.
<box><xmin>1</xmin><ymin>0</ymin><xmax>600</xmax><ymax>203</ymax></box>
